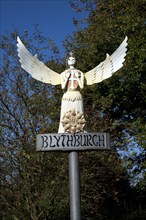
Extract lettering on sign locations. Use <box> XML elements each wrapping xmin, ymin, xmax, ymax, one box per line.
<box><xmin>36</xmin><ymin>133</ymin><xmax>110</xmax><ymax>151</ymax></box>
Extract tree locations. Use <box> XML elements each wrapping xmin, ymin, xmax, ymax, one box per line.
<box><xmin>64</xmin><ymin>0</ymin><xmax>146</xmax><ymax>218</ymax></box>
<box><xmin>67</xmin><ymin>0</ymin><xmax>146</xmax><ymax>182</ymax></box>
<box><xmin>0</xmin><ymin>28</ymin><xmax>69</xmax><ymax>219</ymax></box>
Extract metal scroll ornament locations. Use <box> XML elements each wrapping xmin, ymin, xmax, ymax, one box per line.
<box><xmin>61</xmin><ymin>110</ymin><xmax>86</xmax><ymax>133</ymax></box>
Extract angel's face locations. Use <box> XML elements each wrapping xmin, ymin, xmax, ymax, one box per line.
<box><xmin>68</xmin><ymin>56</ymin><xmax>76</xmax><ymax>67</ymax></box>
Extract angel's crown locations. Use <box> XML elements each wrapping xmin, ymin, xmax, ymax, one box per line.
<box><xmin>69</xmin><ymin>52</ymin><xmax>74</xmax><ymax>57</ymax></box>
<box><xmin>68</xmin><ymin>52</ymin><xmax>76</xmax><ymax>59</ymax></box>
<box><xmin>66</xmin><ymin>51</ymin><xmax>75</xmax><ymax>61</ymax></box>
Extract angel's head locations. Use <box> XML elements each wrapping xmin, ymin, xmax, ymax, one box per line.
<box><xmin>66</xmin><ymin>52</ymin><xmax>76</xmax><ymax>68</ymax></box>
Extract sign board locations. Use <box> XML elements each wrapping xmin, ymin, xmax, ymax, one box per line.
<box><xmin>36</xmin><ymin>133</ymin><xmax>110</xmax><ymax>151</ymax></box>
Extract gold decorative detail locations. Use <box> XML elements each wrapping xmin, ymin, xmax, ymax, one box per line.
<box><xmin>61</xmin><ymin>110</ymin><xmax>86</xmax><ymax>133</ymax></box>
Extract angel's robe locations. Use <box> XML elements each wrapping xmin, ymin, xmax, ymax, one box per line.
<box><xmin>58</xmin><ymin>68</ymin><xmax>84</xmax><ymax>133</ymax></box>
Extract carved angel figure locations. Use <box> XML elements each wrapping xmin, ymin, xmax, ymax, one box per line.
<box><xmin>17</xmin><ymin>36</ymin><xmax>128</xmax><ymax>133</ymax></box>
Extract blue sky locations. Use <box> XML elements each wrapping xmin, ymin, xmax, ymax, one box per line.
<box><xmin>1</xmin><ymin>0</ymin><xmax>87</xmax><ymax>56</ymax></box>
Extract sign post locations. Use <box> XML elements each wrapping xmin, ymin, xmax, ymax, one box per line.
<box><xmin>37</xmin><ymin>132</ymin><xmax>110</xmax><ymax>220</ymax></box>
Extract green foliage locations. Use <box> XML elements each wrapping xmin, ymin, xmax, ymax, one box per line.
<box><xmin>0</xmin><ymin>29</ymin><xmax>69</xmax><ymax>219</ymax></box>
<box><xmin>67</xmin><ymin>0</ymin><xmax>146</xmax><ymax>180</ymax></box>
<box><xmin>66</xmin><ymin>0</ymin><xmax>146</xmax><ymax>218</ymax></box>
<box><xmin>80</xmin><ymin>152</ymin><xmax>129</xmax><ymax>220</ymax></box>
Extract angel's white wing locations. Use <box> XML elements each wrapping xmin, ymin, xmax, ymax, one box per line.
<box><xmin>17</xmin><ymin>36</ymin><xmax>61</xmax><ymax>85</ymax></box>
<box><xmin>84</xmin><ymin>36</ymin><xmax>128</xmax><ymax>85</ymax></box>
